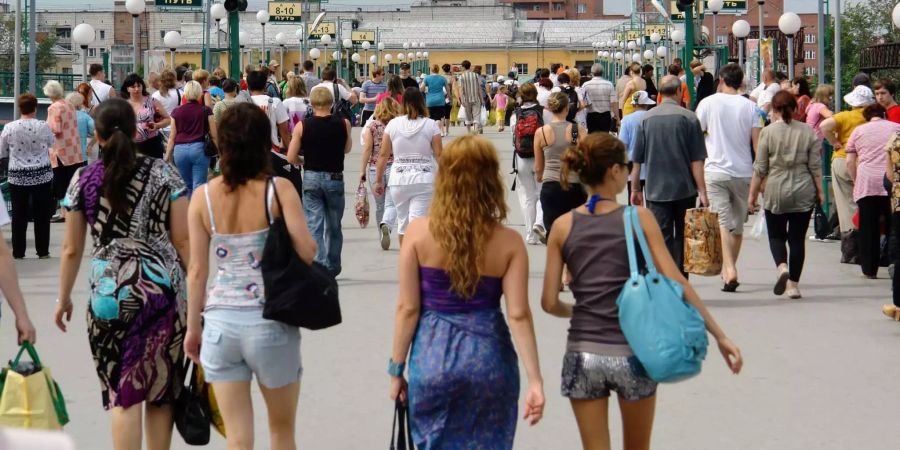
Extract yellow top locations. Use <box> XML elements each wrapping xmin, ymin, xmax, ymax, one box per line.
<box><xmin>831</xmin><ymin>108</ymin><xmax>866</xmax><ymax>159</ymax></box>
<box><xmin>622</xmin><ymin>99</ymin><xmax>636</xmax><ymax>117</ymax></box>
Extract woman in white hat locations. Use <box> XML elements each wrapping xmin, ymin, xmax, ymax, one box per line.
<box><xmin>820</xmin><ymin>85</ymin><xmax>876</xmax><ymax>238</ymax></box>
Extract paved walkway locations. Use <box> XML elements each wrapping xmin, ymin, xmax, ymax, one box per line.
<box><xmin>1</xmin><ymin>127</ymin><xmax>896</xmax><ymax>449</ymax></box>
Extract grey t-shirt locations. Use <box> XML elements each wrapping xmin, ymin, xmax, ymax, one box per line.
<box><xmin>632</xmin><ymin>99</ymin><xmax>707</xmax><ymax>202</ymax></box>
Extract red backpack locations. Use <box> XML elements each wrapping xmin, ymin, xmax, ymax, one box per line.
<box><xmin>513</xmin><ymin>104</ymin><xmax>544</xmax><ymax>158</ymax></box>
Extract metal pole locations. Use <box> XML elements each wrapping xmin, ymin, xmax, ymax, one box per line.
<box><xmin>280</xmin><ymin>45</ymin><xmax>285</xmax><ymax>73</ymax></box>
<box><xmin>685</xmin><ymin>5</ymin><xmax>696</xmax><ymax>108</ymax></box>
<box><xmin>204</xmin><ymin>0</ymin><xmax>211</xmax><ymax>69</ymax></box>
<box><xmin>301</xmin><ymin>0</ymin><xmax>308</xmax><ymax>62</ymax></box>
<box><xmin>757</xmin><ymin>0</ymin><xmax>764</xmax><ymax>83</ymax></box>
<box><xmin>787</xmin><ymin>36</ymin><xmax>794</xmax><ymax>80</ymax></box>
<box><xmin>132</xmin><ymin>15</ymin><xmax>139</xmax><ymax>74</ymax></box>
<box><xmin>262</xmin><ymin>25</ymin><xmax>266</xmax><ymax>67</ymax></box>
<box><xmin>82</xmin><ymin>48</ymin><xmax>89</xmax><ymax>83</ymax></box>
<box><xmin>28</xmin><ymin>0</ymin><xmax>35</xmax><ymax>94</ymax></box>
<box><xmin>834</xmin><ymin>0</ymin><xmax>841</xmax><ymax>112</ymax></box>
<box><xmin>229</xmin><ymin>11</ymin><xmax>240</xmax><ymax>79</ymax></box>
<box><xmin>817</xmin><ymin>0</ymin><xmax>825</xmax><ymax>85</ymax></box>
<box><xmin>216</xmin><ymin>20</ymin><xmax>220</xmax><ymax>51</ymax></box>
<box><xmin>13</xmin><ymin>0</ymin><xmax>21</xmax><ymax>118</ymax></box>
<box><xmin>170</xmin><ymin>49</ymin><xmax>175</xmax><ymax>69</ymax></box>
<box><xmin>712</xmin><ymin>12</ymin><xmax>717</xmax><ymax>48</ymax></box>
<box><xmin>738</xmin><ymin>38</ymin><xmax>744</xmax><ymax>69</ymax></box>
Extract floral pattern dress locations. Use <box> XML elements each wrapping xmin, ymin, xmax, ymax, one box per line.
<box><xmin>63</xmin><ymin>156</ymin><xmax>187</xmax><ymax>409</ymax></box>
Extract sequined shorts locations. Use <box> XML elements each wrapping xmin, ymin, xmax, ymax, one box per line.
<box><xmin>561</xmin><ymin>351</ymin><xmax>657</xmax><ymax>401</ymax></box>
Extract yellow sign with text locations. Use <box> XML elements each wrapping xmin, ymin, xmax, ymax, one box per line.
<box><xmin>644</xmin><ymin>24</ymin><xmax>668</xmax><ymax>38</ymax></box>
<box><xmin>308</xmin><ymin>22</ymin><xmax>336</xmax><ymax>37</ymax></box>
<box><xmin>351</xmin><ymin>31</ymin><xmax>375</xmax><ymax>42</ymax></box>
<box><xmin>268</xmin><ymin>2</ymin><xmax>301</xmax><ymax>23</ymax></box>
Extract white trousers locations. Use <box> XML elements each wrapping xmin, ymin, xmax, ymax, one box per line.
<box><xmin>515</xmin><ymin>154</ymin><xmax>544</xmax><ymax>241</ymax></box>
<box><xmin>390</xmin><ymin>183</ymin><xmax>434</xmax><ymax>235</ymax></box>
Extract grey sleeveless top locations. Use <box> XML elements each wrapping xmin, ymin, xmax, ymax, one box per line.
<box><xmin>561</xmin><ymin>207</ymin><xmax>630</xmax><ymax>346</ymax></box>
<box><xmin>541</xmin><ymin>121</ymin><xmax>580</xmax><ymax>184</ymax></box>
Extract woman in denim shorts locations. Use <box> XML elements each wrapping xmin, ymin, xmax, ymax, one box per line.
<box><xmin>184</xmin><ymin>103</ymin><xmax>318</xmax><ymax>449</ymax></box>
<box><xmin>541</xmin><ymin>133</ymin><xmax>744</xmax><ymax>450</ymax></box>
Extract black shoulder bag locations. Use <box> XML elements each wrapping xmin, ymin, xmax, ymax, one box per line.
<box><xmin>174</xmin><ymin>361</ymin><xmax>211</xmax><ymax>445</ymax></box>
<box><xmin>203</xmin><ymin>105</ymin><xmax>218</xmax><ymax>157</ymax></box>
<box><xmin>390</xmin><ymin>400</ymin><xmax>415</xmax><ymax>450</ymax></box>
<box><xmin>261</xmin><ymin>179</ymin><xmax>342</xmax><ymax>329</ymax></box>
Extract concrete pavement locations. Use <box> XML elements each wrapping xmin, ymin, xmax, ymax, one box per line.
<box><xmin>1</xmin><ymin>126</ymin><xmax>897</xmax><ymax>449</ymax></box>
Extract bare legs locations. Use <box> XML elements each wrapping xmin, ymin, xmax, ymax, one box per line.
<box><xmin>720</xmin><ymin>228</ymin><xmax>743</xmax><ymax>284</ymax></box>
<box><xmin>110</xmin><ymin>403</ymin><xmax>174</xmax><ymax>450</ymax></box>
<box><xmin>570</xmin><ymin>396</ymin><xmax>656</xmax><ymax>450</ymax></box>
<box><xmin>212</xmin><ymin>380</ymin><xmax>301</xmax><ymax>450</ymax></box>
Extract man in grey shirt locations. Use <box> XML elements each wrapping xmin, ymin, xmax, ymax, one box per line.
<box><xmin>300</xmin><ymin>60</ymin><xmax>321</xmax><ymax>92</ymax></box>
<box><xmin>631</xmin><ymin>75</ymin><xmax>708</xmax><ymax>274</ymax></box>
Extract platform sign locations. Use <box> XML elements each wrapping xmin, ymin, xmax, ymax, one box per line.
<box><xmin>644</xmin><ymin>24</ymin><xmax>668</xmax><ymax>39</ymax></box>
<box><xmin>308</xmin><ymin>22</ymin><xmax>336</xmax><ymax>38</ymax></box>
<box><xmin>671</xmin><ymin>0</ymin><xmax>705</xmax><ymax>21</ymax></box>
<box><xmin>268</xmin><ymin>2</ymin><xmax>302</xmax><ymax>23</ymax></box>
<box><xmin>351</xmin><ymin>31</ymin><xmax>375</xmax><ymax>43</ymax></box>
<box><xmin>715</xmin><ymin>0</ymin><xmax>746</xmax><ymax>10</ymax></box>
<box><xmin>155</xmin><ymin>0</ymin><xmax>201</xmax><ymax>7</ymax></box>
<box><xmin>625</xmin><ymin>30</ymin><xmax>643</xmax><ymax>41</ymax></box>
<box><xmin>616</xmin><ymin>32</ymin><xmax>624</xmax><ymax>41</ymax></box>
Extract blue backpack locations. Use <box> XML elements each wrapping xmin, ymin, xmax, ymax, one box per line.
<box><xmin>617</xmin><ymin>206</ymin><xmax>708</xmax><ymax>383</ymax></box>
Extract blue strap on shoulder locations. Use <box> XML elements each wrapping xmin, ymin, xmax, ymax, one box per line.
<box><xmin>623</xmin><ymin>206</ymin><xmax>659</xmax><ymax>280</ymax></box>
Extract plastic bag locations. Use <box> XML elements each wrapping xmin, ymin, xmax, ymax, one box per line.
<box><xmin>750</xmin><ymin>213</ymin><xmax>767</xmax><ymax>240</ymax></box>
<box><xmin>355</xmin><ymin>181</ymin><xmax>370</xmax><ymax>228</ymax></box>
<box><xmin>457</xmin><ymin>105</ymin><xmax>467</xmax><ymax>122</ymax></box>
<box><xmin>683</xmin><ymin>208</ymin><xmax>723</xmax><ymax>276</ymax></box>
<box><xmin>480</xmin><ymin>107</ymin><xmax>488</xmax><ymax>126</ymax></box>
<box><xmin>486</xmin><ymin>109</ymin><xmax>497</xmax><ymax>126</ymax></box>
<box><xmin>0</xmin><ymin>343</ymin><xmax>69</xmax><ymax>430</ymax></box>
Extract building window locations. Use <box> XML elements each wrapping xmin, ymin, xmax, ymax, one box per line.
<box><xmin>804</xmin><ymin>34</ymin><xmax>816</xmax><ymax>44</ymax></box>
<box><xmin>716</xmin><ymin>35</ymin><xmax>727</xmax><ymax>45</ymax></box>
<box><xmin>485</xmin><ymin>64</ymin><xmax>497</xmax><ymax>75</ymax></box>
<box><xmin>804</xmin><ymin>50</ymin><xmax>815</xmax><ymax>60</ymax></box>
<box><xmin>576</xmin><ymin>3</ymin><xmax>587</xmax><ymax>13</ymax></box>
<box><xmin>388</xmin><ymin>63</ymin><xmax>399</xmax><ymax>75</ymax></box>
<box><xmin>515</xmin><ymin>63</ymin><xmax>528</xmax><ymax>75</ymax></box>
<box><xmin>99</xmin><ymin>30</ymin><xmax>105</xmax><ymax>39</ymax></box>
<box><xmin>532</xmin><ymin>4</ymin><xmax>541</xmax><ymax>11</ymax></box>
<box><xmin>56</xmin><ymin>27</ymin><xmax>71</xmax><ymax>39</ymax></box>
<box><xmin>88</xmin><ymin>48</ymin><xmax>97</xmax><ymax>57</ymax></box>
<box><xmin>805</xmin><ymin>66</ymin><xmax>817</xmax><ymax>76</ymax></box>
<box><xmin>160</xmin><ymin>30</ymin><xmax>166</xmax><ymax>41</ymax></box>
<box><xmin>62</xmin><ymin>67</ymin><xmax>72</xmax><ymax>74</ymax></box>
<box><xmin>553</xmin><ymin>3</ymin><xmax>563</xmax><ymax>11</ymax></box>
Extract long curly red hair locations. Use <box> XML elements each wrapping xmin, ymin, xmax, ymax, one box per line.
<box><xmin>429</xmin><ymin>135</ymin><xmax>508</xmax><ymax>298</ymax></box>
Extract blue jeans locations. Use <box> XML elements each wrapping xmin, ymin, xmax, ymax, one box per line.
<box><xmin>173</xmin><ymin>141</ymin><xmax>209</xmax><ymax>197</ymax></box>
<box><xmin>303</xmin><ymin>171</ymin><xmax>346</xmax><ymax>276</ymax></box>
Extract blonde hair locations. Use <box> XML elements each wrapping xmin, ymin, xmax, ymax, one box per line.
<box><xmin>547</xmin><ymin>91</ymin><xmax>569</xmax><ymax>114</ymax></box>
<box><xmin>310</xmin><ymin>86</ymin><xmax>334</xmax><ymax>109</ymax></box>
<box><xmin>813</xmin><ymin>83</ymin><xmax>834</xmax><ymax>105</ymax></box>
<box><xmin>286</xmin><ymin>76</ymin><xmax>307</xmax><ymax>98</ymax></box>
<box><xmin>429</xmin><ymin>135</ymin><xmax>508</xmax><ymax>298</ymax></box>
<box><xmin>183</xmin><ymin>80</ymin><xmax>203</xmax><ymax>101</ymax></box>
<box><xmin>566</xmin><ymin>68</ymin><xmax>580</xmax><ymax>87</ymax></box>
<box><xmin>66</xmin><ymin>92</ymin><xmax>85</xmax><ymax>110</ymax></box>
<box><xmin>192</xmin><ymin>69</ymin><xmax>210</xmax><ymax>86</ymax></box>
<box><xmin>43</xmin><ymin>80</ymin><xmax>64</xmax><ymax>100</ymax></box>
<box><xmin>212</xmin><ymin>67</ymin><xmax>227</xmax><ymax>80</ymax></box>
<box><xmin>374</xmin><ymin>96</ymin><xmax>401</xmax><ymax>122</ymax></box>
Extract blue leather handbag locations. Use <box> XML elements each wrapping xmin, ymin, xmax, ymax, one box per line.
<box><xmin>617</xmin><ymin>206</ymin><xmax>709</xmax><ymax>383</ymax></box>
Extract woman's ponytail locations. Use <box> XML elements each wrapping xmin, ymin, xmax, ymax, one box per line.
<box><xmin>93</xmin><ymin>98</ymin><xmax>138</xmax><ymax>216</ymax></box>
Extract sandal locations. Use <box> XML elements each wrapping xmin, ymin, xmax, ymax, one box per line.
<box><xmin>721</xmin><ymin>280</ymin><xmax>740</xmax><ymax>292</ymax></box>
<box><xmin>882</xmin><ymin>304</ymin><xmax>900</xmax><ymax>321</ymax></box>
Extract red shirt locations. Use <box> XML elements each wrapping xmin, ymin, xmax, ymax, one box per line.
<box><xmin>240</xmin><ymin>79</ymin><xmax>248</xmax><ymax>91</ymax></box>
<box><xmin>887</xmin><ymin>104</ymin><xmax>900</xmax><ymax>124</ymax></box>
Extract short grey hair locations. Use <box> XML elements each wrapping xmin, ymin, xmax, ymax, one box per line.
<box><xmin>591</xmin><ymin>64</ymin><xmax>603</xmax><ymax>77</ymax></box>
<box><xmin>43</xmin><ymin>80</ymin><xmax>65</xmax><ymax>100</ymax></box>
<box><xmin>65</xmin><ymin>92</ymin><xmax>85</xmax><ymax>110</ymax></box>
<box><xmin>183</xmin><ymin>80</ymin><xmax>203</xmax><ymax>101</ymax></box>
<box><xmin>658</xmin><ymin>76</ymin><xmax>682</xmax><ymax>97</ymax></box>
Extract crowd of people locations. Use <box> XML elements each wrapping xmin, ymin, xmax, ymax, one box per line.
<box><xmin>0</xmin><ymin>52</ymin><xmax>897</xmax><ymax>450</ymax></box>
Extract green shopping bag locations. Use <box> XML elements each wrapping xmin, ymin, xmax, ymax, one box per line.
<box><xmin>0</xmin><ymin>342</ymin><xmax>69</xmax><ymax>429</ymax></box>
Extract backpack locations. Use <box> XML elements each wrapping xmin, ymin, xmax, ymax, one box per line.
<box><xmin>513</xmin><ymin>104</ymin><xmax>544</xmax><ymax>158</ymax></box>
<box><xmin>506</xmin><ymin>82</ymin><xmax>519</xmax><ymax>102</ymax></box>
<box><xmin>266</xmin><ymin>81</ymin><xmax>283</xmax><ymax>100</ymax></box>
<box><xmin>561</xmin><ymin>85</ymin><xmax>579</xmax><ymax>123</ymax></box>
<box><xmin>331</xmin><ymin>83</ymin><xmax>355</xmax><ymax>125</ymax></box>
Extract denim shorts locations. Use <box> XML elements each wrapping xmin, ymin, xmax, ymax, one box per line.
<box><xmin>200</xmin><ymin>309</ymin><xmax>302</xmax><ymax>389</ymax></box>
<box><xmin>561</xmin><ymin>350</ymin><xmax>657</xmax><ymax>402</ymax></box>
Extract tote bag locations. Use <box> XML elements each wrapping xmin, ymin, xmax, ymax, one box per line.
<box><xmin>0</xmin><ymin>342</ymin><xmax>69</xmax><ymax>430</ymax></box>
<box><xmin>617</xmin><ymin>207</ymin><xmax>709</xmax><ymax>383</ymax></box>
<box><xmin>683</xmin><ymin>208</ymin><xmax>723</xmax><ymax>276</ymax></box>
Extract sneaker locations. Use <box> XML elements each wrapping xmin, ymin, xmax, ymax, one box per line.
<box><xmin>379</xmin><ymin>224</ymin><xmax>391</xmax><ymax>250</ymax></box>
<box><xmin>532</xmin><ymin>224</ymin><xmax>547</xmax><ymax>245</ymax></box>
<box><xmin>774</xmin><ymin>267</ymin><xmax>789</xmax><ymax>296</ymax></box>
<box><xmin>50</xmin><ymin>214</ymin><xmax>64</xmax><ymax>223</ymax></box>
<box><xmin>38</xmin><ymin>254</ymin><xmax>50</xmax><ymax>260</ymax></box>
<box><xmin>786</xmin><ymin>286</ymin><xmax>802</xmax><ymax>299</ymax></box>
<box><xmin>824</xmin><ymin>231</ymin><xmax>841</xmax><ymax>241</ymax></box>
<box><xmin>526</xmin><ymin>237</ymin><xmax>542</xmax><ymax>245</ymax></box>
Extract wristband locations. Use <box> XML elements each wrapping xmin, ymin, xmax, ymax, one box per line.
<box><xmin>387</xmin><ymin>359</ymin><xmax>406</xmax><ymax>377</ymax></box>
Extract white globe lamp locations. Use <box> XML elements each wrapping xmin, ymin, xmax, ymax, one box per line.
<box><xmin>73</xmin><ymin>23</ymin><xmax>96</xmax><ymax>82</ymax></box>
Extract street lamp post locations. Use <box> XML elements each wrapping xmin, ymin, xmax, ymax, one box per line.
<box><xmin>351</xmin><ymin>52</ymin><xmax>360</xmax><ymax>80</ymax></box>
<box><xmin>310</xmin><ymin>47</ymin><xmax>321</xmax><ymax>77</ymax></box>
<box><xmin>671</xmin><ymin>29</ymin><xmax>684</xmax><ymax>63</ymax></box>
<box><xmin>276</xmin><ymin>32</ymin><xmax>289</xmax><ymax>73</ymax></box>
<box><xmin>732</xmin><ymin>20</ymin><xmax>751</xmax><ymax>72</ymax></box>
<box><xmin>757</xmin><ymin>0</ymin><xmax>765</xmax><ymax>82</ymax></box>
<box><xmin>778</xmin><ymin>12</ymin><xmax>801</xmax><ymax>80</ymax></box>
<box><xmin>73</xmin><ymin>23</ymin><xmax>96</xmax><ymax>83</ymax></box>
<box><xmin>708</xmin><ymin>0</ymin><xmax>723</xmax><ymax>48</ymax></box>
<box><xmin>362</xmin><ymin>41</ymin><xmax>371</xmax><ymax>77</ymax></box>
<box><xmin>239</xmin><ymin>31</ymin><xmax>248</xmax><ymax>69</ymax></box>
<box><xmin>164</xmin><ymin>31</ymin><xmax>182</xmax><ymax>69</ymax></box>
<box><xmin>211</xmin><ymin>3</ymin><xmax>227</xmax><ymax>53</ymax></box>
<box><xmin>125</xmin><ymin>0</ymin><xmax>145</xmax><ymax>75</ymax></box>
<box><xmin>321</xmin><ymin>34</ymin><xmax>332</xmax><ymax>68</ymax></box>
<box><xmin>834</xmin><ymin>0</ymin><xmax>842</xmax><ymax>112</ymax></box>
<box><xmin>650</xmin><ymin>32</ymin><xmax>661</xmax><ymax>84</ymax></box>
<box><xmin>377</xmin><ymin>42</ymin><xmax>385</xmax><ymax>67</ymax></box>
<box><xmin>343</xmin><ymin>38</ymin><xmax>353</xmax><ymax>80</ymax></box>
<box><xmin>257</xmin><ymin>10</ymin><xmax>270</xmax><ymax>66</ymax></box>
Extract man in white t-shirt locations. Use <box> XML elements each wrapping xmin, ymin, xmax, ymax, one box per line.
<box><xmin>310</xmin><ymin>67</ymin><xmax>358</xmax><ymax>104</ymax></box>
<box><xmin>749</xmin><ymin>69</ymin><xmax>781</xmax><ymax>112</ymax></box>
<box><xmin>695</xmin><ymin>63</ymin><xmax>762</xmax><ymax>292</ymax></box>
<box><xmin>248</xmin><ymin>71</ymin><xmax>291</xmax><ymax>152</ymax></box>
<box><xmin>0</xmin><ymin>196</ymin><xmax>37</xmax><ymax>345</ymax></box>
<box><xmin>88</xmin><ymin>63</ymin><xmax>115</xmax><ymax>108</ymax></box>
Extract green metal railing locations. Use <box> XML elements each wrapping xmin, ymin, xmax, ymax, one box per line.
<box><xmin>0</xmin><ymin>73</ymin><xmax>81</xmax><ymax>98</ymax></box>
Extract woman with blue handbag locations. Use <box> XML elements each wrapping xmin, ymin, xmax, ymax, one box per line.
<box><xmin>541</xmin><ymin>133</ymin><xmax>743</xmax><ymax>450</ymax></box>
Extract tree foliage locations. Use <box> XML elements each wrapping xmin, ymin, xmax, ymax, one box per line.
<box><xmin>0</xmin><ymin>15</ymin><xmax>61</xmax><ymax>73</ymax></box>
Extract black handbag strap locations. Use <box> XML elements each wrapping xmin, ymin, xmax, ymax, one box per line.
<box><xmin>390</xmin><ymin>400</ymin><xmax>413</xmax><ymax>450</ymax></box>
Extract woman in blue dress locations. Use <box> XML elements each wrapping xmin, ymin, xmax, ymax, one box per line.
<box><xmin>388</xmin><ymin>135</ymin><xmax>545</xmax><ymax>449</ymax></box>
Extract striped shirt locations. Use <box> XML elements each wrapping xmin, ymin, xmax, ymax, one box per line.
<box><xmin>458</xmin><ymin>70</ymin><xmax>482</xmax><ymax>105</ymax></box>
<box><xmin>582</xmin><ymin>78</ymin><xmax>617</xmax><ymax>114</ymax></box>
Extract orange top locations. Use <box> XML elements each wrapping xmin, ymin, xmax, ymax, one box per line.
<box><xmin>656</xmin><ymin>81</ymin><xmax>691</xmax><ymax>108</ymax></box>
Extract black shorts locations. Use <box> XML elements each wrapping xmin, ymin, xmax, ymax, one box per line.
<box><xmin>136</xmin><ymin>134</ymin><xmax>165</xmax><ymax>159</ymax></box>
<box><xmin>444</xmin><ymin>103</ymin><xmax>453</xmax><ymax>118</ymax></box>
<box><xmin>540</xmin><ymin>181</ymin><xmax>587</xmax><ymax>233</ymax></box>
<box><xmin>53</xmin><ymin>160</ymin><xmax>85</xmax><ymax>200</ymax></box>
<box><xmin>429</xmin><ymin>106</ymin><xmax>447</xmax><ymax>121</ymax></box>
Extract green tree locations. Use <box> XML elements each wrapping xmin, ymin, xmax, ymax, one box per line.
<box><xmin>0</xmin><ymin>16</ymin><xmax>60</xmax><ymax>73</ymax></box>
<box><xmin>825</xmin><ymin>0</ymin><xmax>900</xmax><ymax>105</ymax></box>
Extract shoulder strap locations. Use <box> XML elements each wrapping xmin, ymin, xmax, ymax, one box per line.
<box><xmin>176</xmin><ymin>88</ymin><xmax>182</xmax><ymax>105</ymax></box>
<box><xmin>204</xmin><ymin>184</ymin><xmax>217</xmax><ymax>234</ymax></box>
<box><xmin>623</xmin><ymin>206</ymin><xmax>657</xmax><ymax>277</ymax></box>
<box><xmin>571</xmin><ymin>123</ymin><xmax>579</xmax><ymax>145</ymax></box>
<box><xmin>265</xmin><ymin>177</ymin><xmax>279</xmax><ymax>225</ymax></box>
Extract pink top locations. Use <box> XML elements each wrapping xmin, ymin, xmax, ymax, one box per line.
<box><xmin>375</xmin><ymin>92</ymin><xmax>402</xmax><ymax>105</ymax></box>
<box><xmin>805</xmin><ymin>102</ymin><xmax>828</xmax><ymax>141</ymax></box>
<box><xmin>846</xmin><ymin>119</ymin><xmax>900</xmax><ymax>201</ymax></box>
<box><xmin>495</xmin><ymin>93</ymin><xmax>508</xmax><ymax>110</ymax></box>
<box><xmin>47</xmin><ymin>100</ymin><xmax>84</xmax><ymax>168</ymax></box>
